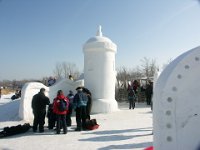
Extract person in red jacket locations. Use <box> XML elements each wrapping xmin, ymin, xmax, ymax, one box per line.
<box><xmin>53</xmin><ymin>90</ymin><xmax>69</xmax><ymax>134</ymax></box>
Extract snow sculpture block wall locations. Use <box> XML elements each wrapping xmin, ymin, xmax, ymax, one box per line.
<box><xmin>153</xmin><ymin>46</ymin><xmax>200</xmax><ymax>150</ymax></box>
<box><xmin>83</xmin><ymin>26</ymin><xmax>118</xmax><ymax>113</ymax></box>
<box><xmin>19</xmin><ymin>79</ymin><xmax>83</xmax><ymax>121</ymax></box>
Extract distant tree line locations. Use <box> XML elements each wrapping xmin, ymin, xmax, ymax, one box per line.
<box><xmin>0</xmin><ymin>62</ymin><xmax>81</xmax><ymax>90</ymax></box>
<box><xmin>0</xmin><ymin>58</ymin><xmax>170</xmax><ymax>91</ymax></box>
<box><xmin>0</xmin><ymin>79</ymin><xmax>32</xmax><ymax>90</ymax></box>
<box><xmin>116</xmin><ymin>57</ymin><xmax>159</xmax><ymax>89</ymax></box>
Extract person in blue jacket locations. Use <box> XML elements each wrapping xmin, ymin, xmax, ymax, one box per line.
<box><xmin>73</xmin><ymin>87</ymin><xmax>88</xmax><ymax>131</ymax></box>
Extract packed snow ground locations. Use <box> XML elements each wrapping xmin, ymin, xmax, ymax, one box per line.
<box><xmin>0</xmin><ymin>93</ymin><xmax>153</xmax><ymax>150</ymax></box>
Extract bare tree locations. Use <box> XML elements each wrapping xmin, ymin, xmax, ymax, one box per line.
<box><xmin>62</xmin><ymin>62</ymin><xmax>69</xmax><ymax>78</ymax></box>
<box><xmin>116</xmin><ymin>66</ymin><xmax>130</xmax><ymax>89</ymax></box>
<box><xmin>62</xmin><ymin>62</ymin><xmax>80</xmax><ymax>80</ymax></box>
<box><xmin>140</xmin><ymin>57</ymin><xmax>158</xmax><ymax>80</ymax></box>
<box><xmin>129</xmin><ymin>66</ymin><xmax>143</xmax><ymax>80</ymax></box>
<box><xmin>53</xmin><ymin>62</ymin><xmax>80</xmax><ymax>80</ymax></box>
<box><xmin>53</xmin><ymin>63</ymin><xmax>63</xmax><ymax>79</ymax></box>
<box><xmin>12</xmin><ymin>80</ymin><xmax>17</xmax><ymax>90</ymax></box>
<box><xmin>149</xmin><ymin>59</ymin><xmax>157</xmax><ymax>77</ymax></box>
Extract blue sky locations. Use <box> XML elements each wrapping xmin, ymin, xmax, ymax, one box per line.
<box><xmin>1</xmin><ymin>0</ymin><xmax>200</xmax><ymax>80</ymax></box>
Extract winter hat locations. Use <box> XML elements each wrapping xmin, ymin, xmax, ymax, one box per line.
<box><xmin>40</xmin><ymin>88</ymin><xmax>45</xmax><ymax>93</ymax></box>
<box><xmin>76</xmin><ymin>87</ymin><xmax>82</xmax><ymax>91</ymax></box>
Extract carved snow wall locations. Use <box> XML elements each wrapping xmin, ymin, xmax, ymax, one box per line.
<box><xmin>153</xmin><ymin>46</ymin><xmax>200</xmax><ymax>150</ymax></box>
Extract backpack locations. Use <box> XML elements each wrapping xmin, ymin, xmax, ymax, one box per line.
<box><xmin>128</xmin><ymin>90</ymin><xmax>136</xmax><ymax>99</ymax></box>
<box><xmin>58</xmin><ymin>99</ymin><xmax>67</xmax><ymax>112</ymax></box>
<box><xmin>85</xmin><ymin>119</ymin><xmax>99</xmax><ymax>130</ymax></box>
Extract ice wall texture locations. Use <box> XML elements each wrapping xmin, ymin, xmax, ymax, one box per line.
<box><xmin>19</xmin><ymin>79</ymin><xmax>83</xmax><ymax>121</ymax></box>
<box><xmin>153</xmin><ymin>46</ymin><xmax>200</xmax><ymax>150</ymax></box>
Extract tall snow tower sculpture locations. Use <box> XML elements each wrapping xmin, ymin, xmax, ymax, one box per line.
<box><xmin>83</xmin><ymin>26</ymin><xmax>118</xmax><ymax>113</ymax></box>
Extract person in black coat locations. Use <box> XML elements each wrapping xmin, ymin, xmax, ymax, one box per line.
<box><xmin>82</xmin><ymin>87</ymin><xmax>92</xmax><ymax>120</ymax></box>
<box><xmin>32</xmin><ymin>88</ymin><xmax>50</xmax><ymax>132</ymax></box>
<box><xmin>145</xmin><ymin>82</ymin><xmax>153</xmax><ymax>105</ymax></box>
<box><xmin>66</xmin><ymin>90</ymin><xmax>74</xmax><ymax>126</ymax></box>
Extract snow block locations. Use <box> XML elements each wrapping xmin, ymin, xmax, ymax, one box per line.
<box><xmin>153</xmin><ymin>46</ymin><xmax>200</xmax><ymax>150</ymax></box>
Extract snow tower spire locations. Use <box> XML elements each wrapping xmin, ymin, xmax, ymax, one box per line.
<box><xmin>96</xmin><ymin>25</ymin><xmax>102</xmax><ymax>36</ymax></box>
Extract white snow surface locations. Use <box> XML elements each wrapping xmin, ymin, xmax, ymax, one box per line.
<box><xmin>0</xmin><ymin>94</ymin><xmax>153</xmax><ymax>150</ymax></box>
<box><xmin>83</xmin><ymin>29</ymin><xmax>118</xmax><ymax>114</ymax></box>
<box><xmin>153</xmin><ymin>46</ymin><xmax>200</xmax><ymax>150</ymax></box>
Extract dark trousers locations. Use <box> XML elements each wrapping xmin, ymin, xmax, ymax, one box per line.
<box><xmin>66</xmin><ymin>105</ymin><xmax>72</xmax><ymax>126</ymax></box>
<box><xmin>129</xmin><ymin>99</ymin><xmax>135</xmax><ymax>109</ymax></box>
<box><xmin>33</xmin><ymin>111</ymin><xmax>46</xmax><ymax>132</ymax></box>
<box><xmin>86</xmin><ymin>96</ymin><xmax>92</xmax><ymax>120</ymax></box>
<box><xmin>86</xmin><ymin>103</ymin><xmax>91</xmax><ymax>120</ymax></box>
<box><xmin>48</xmin><ymin>113</ymin><xmax>56</xmax><ymax>129</ymax></box>
<box><xmin>56</xmin><ymin>114</ymin><xmax>67</xmax><ymax>134</ymax></box>
<box><xmin>146</xmin><ymin>94</ymin><xmax>152</xmax><ymax>105</ymax></box>
<box><xmin>76</xmin><ymin>106</ymin><xmax>87</xmax><ymax>129</ymax></box>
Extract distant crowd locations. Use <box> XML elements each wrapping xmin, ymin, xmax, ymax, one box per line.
<box><xmin>127</xmin><ymin>80</ymin><xmax>153</xmax><ymax>109</ymax></box>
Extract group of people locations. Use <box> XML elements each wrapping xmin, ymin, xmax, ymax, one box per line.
<box><xmin>31</xmin><ymin>86</ymin><xmax>92</xmax><ymax>134</ymax></box>
<box><xmin>127</xmin><ymin>80</ymin><xmax>153</xmax><ymax>109</ymax></box>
